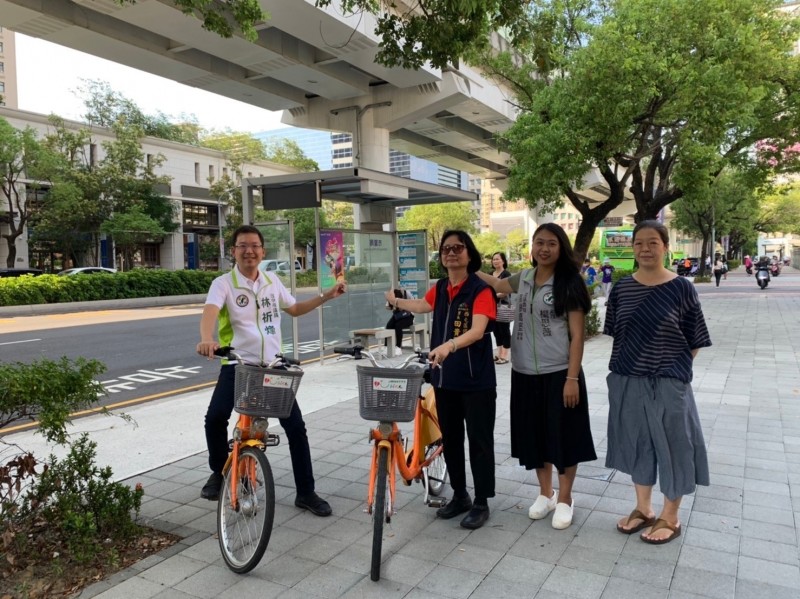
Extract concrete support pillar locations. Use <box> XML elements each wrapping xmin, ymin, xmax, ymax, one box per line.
<box><xmin>353</xmin><ymin>115</ymin><xmax>395</xmax><ymax>232</ymax></box>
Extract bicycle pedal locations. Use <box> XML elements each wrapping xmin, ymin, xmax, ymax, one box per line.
<box><xmin>401</xmin><ymin>478</ymin><xmax>412</xmax><ymax>487</ymax></box>
<box><xmin>265</xmin><ymin>433</ymin><xmax>280</xmax><ymax>447</ymax></box>
<box><xmin>427</xmin><ymin>498</ymin><xmax>447</xmax><ymax>508</ymax></box>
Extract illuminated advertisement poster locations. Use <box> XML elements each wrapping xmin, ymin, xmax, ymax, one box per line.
<box><xmin>320</xmin><ymin>230</ymin><xmax>345</xmax><ymax>287</ymax></box>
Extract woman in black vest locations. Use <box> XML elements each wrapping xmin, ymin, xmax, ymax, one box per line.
<box><xmin>385</xmin><ymin>230</ymin><xmax>497</xmax><ymax>529</ymax></box>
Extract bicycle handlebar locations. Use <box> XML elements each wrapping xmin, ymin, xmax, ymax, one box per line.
<box><xmin>213</xmin><ymin>346</ymin><xmax>300</xmax><ymax>368</ymax></box>
<box><xmin>333</xmin><ymin>345</ymin><xmax>430</xmax><ymax>369</ymax></box>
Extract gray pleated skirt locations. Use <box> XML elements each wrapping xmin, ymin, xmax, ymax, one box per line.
<box><xmin>605</xmin><ymin>373</ymin><xmax>710</xmax><ymax>500</ymax></box>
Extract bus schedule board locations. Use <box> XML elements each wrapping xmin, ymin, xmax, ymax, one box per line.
<box><xmin>599</xmin><ymin>228</ymin><xmax>635</xmax><ymax>269</ymax></box>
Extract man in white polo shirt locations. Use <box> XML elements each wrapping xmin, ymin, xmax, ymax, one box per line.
<box><xmin>196</xmin><ymin>225</ymin><xmax>346</xmax><ymax>516</ymax></box>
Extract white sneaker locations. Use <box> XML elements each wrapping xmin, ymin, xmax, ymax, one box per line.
<box><xmin>552</xmin><ymin>500</ymin><xmax>574</xmax><ymax>529</ymax></box>
<box><xmin>528</xmin><ymin>491</ymin><xmax>557</xmax><ymax>520</ymax></box>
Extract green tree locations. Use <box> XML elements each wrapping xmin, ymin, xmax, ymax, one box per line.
<box><xmin>0</xmin><ymin>119</ymin><xmax>59</xmax><ymax>267</ymax></box>
<box><xmin>315</xmin><ymin>0</ymin><xmax>535</xmax><ymax>69</ymax></box>
<box><xmin>501</xmin><ymin>0</ymin><xmax>800</xmax><ymax>258</ymax></box>
<box><xmin>672</xmin><ymin>170</ymin><xmax>761</xmax><ymax>274</ymax></box>
<box><xmin>35</xmin><ymin>117</ymin><xmax>175</xmax><ymax>267</ymax></box>
<box><xmin>200</xmin><ymin>130</ymin><xmax>268</xmax><ymax>165</ymax></box>
<box><xmin>504</xmin><ymin>229</ymin><xmax>529</xmax><ymax>261</ymax></box>
<box><xmin>150</xmin><ymin>0</ymin><xmax>266</xmax><ymax>42</ymax></box>
<box><xmin>760</xmin><ymin>186</ymin><xmax>800</xmax><ymax>235</ymax></box>
<box><xmin>79</xmin><ymin>80</ymin><xmax>201</xmax><ymax>145</ymax></box>
<box><xmin>322</xmin><ymin>200</ymin><xmax>354</xmax><ymax>229</ymax></box>
<box><xmin>397</xmin><ymin>203</ymin><xmax>477</xmax><ymax>251</ymax></box>
<box><xmin>263</xmin><ymin>138</ymin><xmax>319</xmax><ymax>172</ymax></box>
<box><xmin>101</xmin><ymin>207</ymin><xmax>167</xmax><ymax>271</ymax></box>
<box><xmin>474</xmin><ymin>230</ymin><xmax>502</xmax><ymax>259</ymax></box>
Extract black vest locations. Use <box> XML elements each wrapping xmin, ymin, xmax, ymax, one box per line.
<box><xmin>430</xmin><ymin>274</ymin><xmax>496</xmax><ymax>391</ymax></box>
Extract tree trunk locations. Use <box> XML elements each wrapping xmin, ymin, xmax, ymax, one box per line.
<box><xmin>3</xmin><ymin>234</ymin><xmax>18</xmax><ymax>268</ymax></box>
<box><xmin>567</xmin><ymin>164</ymin><xmax>626</xmax><ymax>263</ymax></box>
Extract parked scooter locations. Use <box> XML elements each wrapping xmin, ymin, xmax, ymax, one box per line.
<box><xmin>755</xmin><ymin>259</ymin><xmax>771</xmax><ymax>289</ymax></box>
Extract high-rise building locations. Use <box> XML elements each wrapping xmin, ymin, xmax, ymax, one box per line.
<box><xmin>0</xmin><ymin>27</ymin><xmax>18</xmax><ymax>108</ymax></box>
<box><xmin>255</xmin><ymin>128</ymin><xmax>465</xmax><ymax>189</ymax></box>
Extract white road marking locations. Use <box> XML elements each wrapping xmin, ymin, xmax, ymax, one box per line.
<box><xmin>0</xmin><ymin>338</ymin><xmax>42</xmax><ymax>346</ymax></box>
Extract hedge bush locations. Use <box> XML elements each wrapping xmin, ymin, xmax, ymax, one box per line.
<box><xmin>0</xmin><ymin>270</ymin><xmax>221</xmax><ymax>307</ymax></box>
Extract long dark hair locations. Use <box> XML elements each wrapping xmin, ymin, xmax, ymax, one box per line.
<box><xmin>531</xmin><ymin>223</ymin><xmax>590</xmax><ymax>316</ymax></box>
<box><xmin>438</xmin><ymin>230</ymin><xmax>482</xmax><ymax>273</ymax></box>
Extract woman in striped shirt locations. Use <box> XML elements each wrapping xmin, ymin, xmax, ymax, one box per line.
<box><xmin>604</xmin><ymin>220</ymin><xmax>712</xmax><ymax>545</ymax></box>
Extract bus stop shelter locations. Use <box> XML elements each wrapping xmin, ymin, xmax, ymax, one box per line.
<box><xmin>240</xmin><ymin>167</ymin><xmax>479</xmax><ymax>359</ymax></box>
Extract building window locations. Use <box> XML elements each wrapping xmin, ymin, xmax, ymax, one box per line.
<box><xmin>222</xmin><ymin>167</ymin><xmax>228</xmax><ymax>178</ymax></box>
<box><xmin>194</xmin><ymin>162</ymin><xmax>200</xmax><ymax>184</ymax></box>
<box><xmin>208</xmin><ymin>165</ymin><xmax>215</xmax><ymax>182</ymax></box>
<box><xmin>0</xmin><ymin>82</ymin><xmax>4</xmax><ymax>93</ymax></box>
<box><xmin>90</xmin><ymin>144</ymin><xmax>97</xmax><ymax>166</ymax></box>
<box><xmin>0</xmin><ymin>42</ymin><xmax>4</xmax><ymax>53</ymax></box>
<box><xmin>0</xmin><ymin>62</ymin><xmax>4</xmax><ymax>73</ymax></box>
<box><xmin>146</xmin><ymin>153</ymin><xmax>153</xmax><ymax>168</ymax></box>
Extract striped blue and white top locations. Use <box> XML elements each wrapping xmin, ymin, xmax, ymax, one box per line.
<box><xmin>603</xmin><ymin>276</ymin><xmax>711</xmax><ymax>383</ymax></box>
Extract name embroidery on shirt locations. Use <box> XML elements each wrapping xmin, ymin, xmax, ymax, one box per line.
<box><xmin>452</xmin><ymin>302</ymin><xmax>470</xmax><ymax>337</ymax></box>
<box><xmin>257</xmin><ymin>294</ymin><xmax>280</xmax><ymax>336</ymax></box>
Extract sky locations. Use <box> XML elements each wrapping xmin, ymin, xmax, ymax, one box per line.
<box><xmin>15</xmin><ymin>34</ymin><xmax>285</xmax><ymax>133</ymax></box>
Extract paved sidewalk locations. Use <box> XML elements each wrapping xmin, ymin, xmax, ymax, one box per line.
<box><xmin>31</xmin><ymin>273</ymin><xmax>800</xmax><ymax>598</ymax></box>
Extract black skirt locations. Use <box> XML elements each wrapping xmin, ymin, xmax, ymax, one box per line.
<box><xmin>510</xmin><ymin>368</ymin><xmax>597</xmax><ymax>473</ymax></box>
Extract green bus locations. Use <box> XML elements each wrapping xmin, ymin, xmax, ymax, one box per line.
<box><xmin>598</xmin><ymin>228</ymin><xmax>635</xmax><ymax>270</ymax></box>
<box><xmin>598</xmin><ymin>226</ymin><xmax>677</xmax><ymax>270</ymax></box>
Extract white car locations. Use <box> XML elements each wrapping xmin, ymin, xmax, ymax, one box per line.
<box><xmin>259</xmin><ymin>259</ymin><xmax>303</xmax><ymax>274</ymax></box>
<box><xmin>58</xmin><ymin>267</ymin><xmax>117</xmax><ymax>275</ymax></box>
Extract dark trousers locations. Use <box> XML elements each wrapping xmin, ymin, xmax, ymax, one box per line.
<box><xmin>434</xmin><ymin>387</ymin><xmax>497</xmax><ymax>500</ymax></box>
<box><xmin>204</xmin><ymin>365</ymin><xmax>315</xmax><ymax>495</ymax></box>
<box><xmin>714</xmin><ymin>271</ymin><xmax>723</xmax><ymax>286</ymax></box>
<box><xmin>385</xmin><ymin>313</ymin><xmax>414</xmax><ymax>348</ymax></box>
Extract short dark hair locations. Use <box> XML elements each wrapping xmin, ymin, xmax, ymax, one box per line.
<box><xmin>232</xmin><ymin>225</ymin><xmax>264</xmax><ymax>246</ymax></box>
<box><xmin>492</xmin><ymin>252</ymin><xmax>508</xmax><ymax>269</ymax></box>
<box><xmin>632</xmin><ymin>220</ymin><xmax>669</xmax><ymax>245</ymax></box>
<box><xmin>438</xmin><ymin>230</ymin><xmax>482</xmax><ymax>273</ymax></box>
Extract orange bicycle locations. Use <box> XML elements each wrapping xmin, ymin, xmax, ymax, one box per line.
<box><xmin>211</xmin><ymin>347</ymin><xmax>303</xmax><ymax>573</ymax></box>
<box><xmin>333</xmin><ymin>345</ymin><xmax>448</xmax><ymax>581</ymax></box>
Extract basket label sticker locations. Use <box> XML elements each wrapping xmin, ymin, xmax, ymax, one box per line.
<box><xmin>262</xmin><ymin>374</ymin><xmax>293</xmax><ymax>389</ymax></box>
<box><xmin>372</xmin><ymin>377</ymin><xmax>408</xmax><ymax>392</ymax></box>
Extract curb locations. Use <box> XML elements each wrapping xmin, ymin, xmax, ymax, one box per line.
<box><xmin>0</xmin><ymin>295</ymin><xmax>208</xmax><ymax>317</ymax></box>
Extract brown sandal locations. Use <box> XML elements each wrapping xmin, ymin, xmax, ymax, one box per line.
<box><xmin>616</xmin><ymin>509</ymin><xmax>656</xmax><ymax>535</ymax></box>
<box><xmin>640</xmin><ymin>519</ymin><xmax>681</xmax><ymax>545</ymax></box>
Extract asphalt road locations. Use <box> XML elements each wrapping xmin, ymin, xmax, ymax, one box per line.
<box><xmin>0</xmin><ymin>292</ymin><xmax>331</xmax><ymax>409</ymax></box>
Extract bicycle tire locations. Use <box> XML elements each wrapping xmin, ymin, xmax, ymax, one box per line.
<box><xmin>370</xmin><ymin>445</ymin><xmax>390</xmax><ymax>582</ymax></box>
<box><xmin>424</xmin><ymin>440</ymin><xmax>448</xmax><ymax>496</ymax></box>
<box><xmin>217</xmin><ymin>446</ymin><xmax>275</xmax><ymax>573</ymax></box>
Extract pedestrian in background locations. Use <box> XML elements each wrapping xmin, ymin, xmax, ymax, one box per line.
<box><xmin>606</xmin><ymin>220</ymin><xmax>711</xmax><ymax>545</ymax></box>
<box><xmin>713</xmin><ymin>254</ymin><xmax>724</xmax><ymax>287</ymax></box>
<box><xmin>491</xmin><ymin>252</ymin><xmax>511</xmax><ymax>365</ymax></box>
<box><xmin>600</xmin><ymin>258</ymin><xmax>615</xmax><ymax>297</ymax></box>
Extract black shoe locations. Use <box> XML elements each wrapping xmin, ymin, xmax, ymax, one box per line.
<box><xmin>201</xmin><ymin>472</ymin><xmax>223</xmax><ymax>501</ymax></box>
<box><xmin>295</xmin><ymin>492</ymin><xmax>332</xmax><ymax>517</ymax></box>
<box><xmin>436</xmin><ymin>495</ymin><xmax>472</xmax><ymax>519</ymax></box>
<box><xmin>460</xmin><ymin>505</ymin><xmax>490</xmax><ymax>529</ymax></box>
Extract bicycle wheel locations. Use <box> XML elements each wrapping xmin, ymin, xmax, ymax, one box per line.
<box><xmin>424</xmin><ymin>440</ymin><xmax>448</xmax><ymax>496</ymax></box>
<box><xmin>370</xmin><ymin>445</ymin><xmax>390</xmax><ymax>582</ymax></box>
<box><xmin>217</xmin><ymin>446</ymin><xmax>275</xmax><ymax>573</ymax></box>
